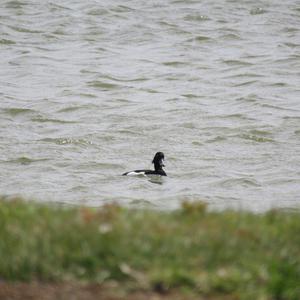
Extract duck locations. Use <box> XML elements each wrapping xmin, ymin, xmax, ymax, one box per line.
<box><xmin>122</xmin><ymin>152</ymin><xmax>167</xmax><ymax>176</ymax></box>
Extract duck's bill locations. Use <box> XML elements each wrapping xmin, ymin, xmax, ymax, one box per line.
<box><xmin>160</xmin><ymin>159</ymin><xmax>165</xmax><ymax>167</ymax></box>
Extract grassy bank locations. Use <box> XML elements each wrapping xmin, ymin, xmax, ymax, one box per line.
<box><xmin>0</xmin><ymin>197</ymin><xmax>300</xmax><ymax>300</ymax></box>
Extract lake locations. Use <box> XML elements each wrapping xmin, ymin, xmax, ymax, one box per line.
<box><xmin>1</xmin><ymin>0</ymin><xmax>300</xmax><ymax>211</ymax></box>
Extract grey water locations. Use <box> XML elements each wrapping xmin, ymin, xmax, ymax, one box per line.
<box><xmin>1</xmin><ymin>0</ymin><xmax>300</xmax><ymax>211</ymax></box>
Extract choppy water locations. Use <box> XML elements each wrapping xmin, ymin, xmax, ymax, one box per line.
<box><xmin>1</xmin><ymin>0</ymin><xmax>300</xmax><ymax>211</ymax></box>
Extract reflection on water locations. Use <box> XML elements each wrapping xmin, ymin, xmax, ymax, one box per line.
<box><xmin>148</xmin><ymin>176</ymin><xmax>165</xmax><ymax>185</ymax></box>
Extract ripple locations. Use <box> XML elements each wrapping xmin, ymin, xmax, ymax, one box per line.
<box><xmin>110</xmin><ymin>5</ymin><xmax>135</xmax><ymax>13</ymax></box>
<box><xmin>102</xmin><ymin>74</ymin><xmax>149</xmax><ymax>83</ymax></box>
<box><xmin>249</xmin><ymin>129</ymin><xmax>273</xmax><ymax>136</ymax></box>
<box><xmin>57</xmin><ymin>106</ymin><xmax>84</xmax><ymax>113</ymax></box>
<box><xmin>222</xmin><ymin>59</ymin><xmax>253</xmax><ymax>66</ymax></box>
<box><xmin>184</xmin><ymin>14</ymin><xmax>210</xmax><ymax>22</ymax></box>
<box><xmin>3</xmin><ymin>107</ymin><xmax>35</xmax><ymax>116</ymax></box>
<box><xmin>0</xmin><ymin>39</ymin><xmax>15</xmax><ymax>45</ymax></box>
<box><xmin>215</xmin><ymin>113</ymin><xmax>248</xmax><ymax>120</ymax></box>
<box><xmin>206</xmin><ymin>136</ymin><xmax>227</xmax><ymax>143</ymax></box>
<box><xmin>192</xmin><ymin>141</ymin><xmax>204</xmax><ymax>146</ymax></box>
<box><xmin>294</xmin><ymin>130</ymin><xmax>300</xmax><ymax>135</ymax></box>
<box><xmin>31</xmin><ymin>117</ymin><xmax>77</xmax><ymax>124</ymax></box>
<box><xmin>180</xmin><ymin>122</ymin><xmax>196</xmax><ymax>129</ymax></box>
<box><xmin>9</xmin><ymin>25</ymin><xmax>42</xmax><ymax>34</ymax></box>
<box><xmin>5</xmin><ymin>0</ymin><xmax>28</xmax><ymax>8</ymax></box>
<box><xmin>116</xmin><ymin>129</ymin><xmax>143</xmax><ymax>136</ymax></box>
<box><xmin>139</xmin><ymin>88</ymin><xmax>161</xmax><ymax>94</ymax></box>
<box><xmin>221</xmin><ymin>33</ymin><xmax>241</xmax><ymax>40</ymax></box>
<box><xmin>87</xmin><ymin>8</ymin><xmax>109</xmax><ymax>16</ymax></box>
<box><xmin>261</xmin><ymin>104</ymin><xmax>296</xmax><ymax>112</ymax></box>
<box><xmin>239</xmin><ymin>133</ymin><xmax>275</xmax><ymax>143</ymax></box>
<box><xmin>250</xmin><ymin>8</ymin><xmax>267</xmax><ymax>15</ymax></box>
<box><xmin>88</xmin><ymin>80</ymin><xmax>121</xmax><ymax>90</ymax></box>
<box><xmin>182</xmin><ymin>93</ymin><xmax>199</xmax><ymax>98</ymax></box>
<box><xmin>39</xmin><ymin>138</ymin><xmax>93</xmax><ymax>146</ymax></box>
<box><xmin>233</xmin><ymin>80</ymin><xmax>258</xmax><ymax>87</ymax></box>
<box><xmin>219</xmin><ymin>178</ymin><xmax>261</xmax><ymax>188</ymax></box>
<box><xmin>269</xmin><ymin>82</ymin><xmax>288</xmax><ymax>87</ymax></box>
<box><xmin>190</xmin><ymin>35</ymin><xmax>211</xmax><ymax>42</ymax></box>
<box><xmin>283</xmin><ymin>116</ymin><xmax>300</xmax><ymax>120</ymax></box>
<box><xmin>227</xmin><ymin>73</ymin><xmax>265</xmax><ymax>79</ymax></box>
<box><xmin>48</xmin><ymin>3</ymin><xmax>72</xmax><ymax>12</ymax></box>
<box><xmin>2</xmin><ymin>157</ymin><xmax>50</xmax><ymax>165</ymax></box>
<box><xmin>79</xmin><ymin>93</ymin><xmax>98</xmax><ymax>98</ymax></box>
<box><xmin>163</xmin><ymin>61</ymin><xmax>186</xmax><ymax>67</ymax></box>
<box><xmin>284</xmin><ymin>42</ymin><xmax>300</xmax><ymax>48</ymax></box>
<box><xmin>57</xmin><ymin>104</ymin><xmax>98</xmax><ymax>113</ymax></box>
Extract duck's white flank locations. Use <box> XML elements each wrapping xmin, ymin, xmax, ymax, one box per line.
<box><xmin>126</xmin><ymin>171</ymin><xmax>146</xmax><ymax>176</ymax></box>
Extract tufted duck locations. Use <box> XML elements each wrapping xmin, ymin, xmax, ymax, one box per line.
<box><xmin>122</xmin><ymin>152</ymin><xmax>167</xmax><ymax>176</ymax></box>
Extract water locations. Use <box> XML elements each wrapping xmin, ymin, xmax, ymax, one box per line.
<box><xmin>1</xmin><ymin>0</ymin><xmax>300</xmax><ymax>211</ymax></box>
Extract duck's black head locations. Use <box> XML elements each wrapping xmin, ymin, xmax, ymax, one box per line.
<box><xmin>152</xmin><ymin>152</ymin><xmax>165</xmax><ymax>170</ymax></box>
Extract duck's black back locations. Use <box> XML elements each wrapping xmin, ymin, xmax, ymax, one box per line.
<box><xmin>145</xmin><ymin>169</ymin><xmax>167</xmax><ymax>176</ymax></box>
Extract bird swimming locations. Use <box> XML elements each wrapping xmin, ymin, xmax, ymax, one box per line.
<box><xmin>122</xmin><ymin>152</ymin><xmax>167</xmax><ymax>176</ymax></box>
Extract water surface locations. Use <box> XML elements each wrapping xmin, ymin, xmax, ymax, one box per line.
<box><xmin>1</xmin><ymin>0</ymin><xmax>300</xmax><ymax>211</ymax></box>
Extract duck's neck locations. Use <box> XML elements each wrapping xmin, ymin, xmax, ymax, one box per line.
<box><xmin>154</xmin><ymin>163</ymin><xmax>163</xmax><ymax>171</ymax></box>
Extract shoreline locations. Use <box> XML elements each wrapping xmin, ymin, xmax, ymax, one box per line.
<box><xmin>1</xmin><ymin>197</ymin><xmax>300</xmax><ymax>299</ymax></box>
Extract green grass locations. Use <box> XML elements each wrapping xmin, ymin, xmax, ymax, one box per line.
<box><xmin>1</xmin><ymin>197</ymin><xmax>300</xmax><ymax>299</ymax></box>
